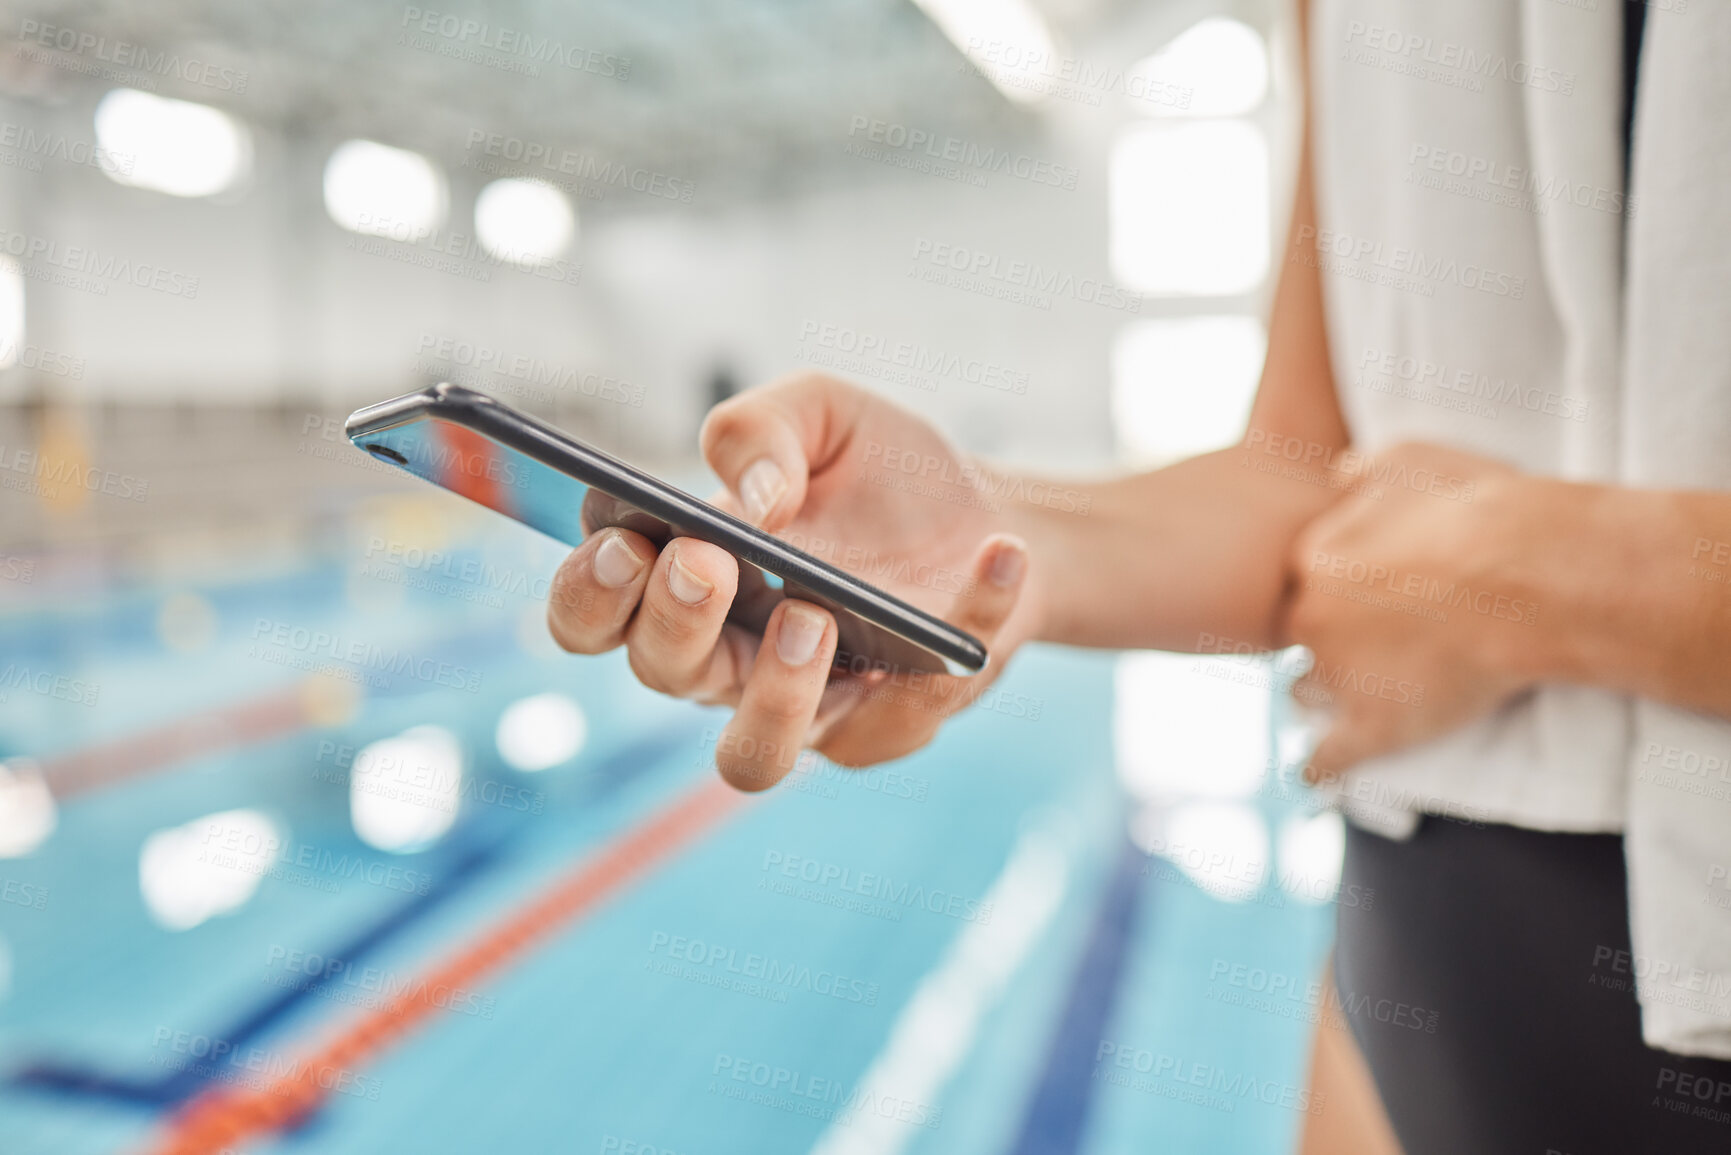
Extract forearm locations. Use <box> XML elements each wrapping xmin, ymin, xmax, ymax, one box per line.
<box><xmin>1491</xmin><ymin>477</ymin><xmax>1731</xmax><ymax>718</ymax></box>
<box><xmin>1012</xmin><ymin>0</ymin><xmax>1345</xmax><ymax>656</ymax></box>
<box><xmin>1009</xmin><ymin>447</ymin><xmax>1343</xmax><ymax>652</ymax></box>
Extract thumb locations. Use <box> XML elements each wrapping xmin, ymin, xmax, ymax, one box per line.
<box><xmin>699</xmin><ymin>373</ymin><xmax>864</xmax><ymax>531</ymax></box>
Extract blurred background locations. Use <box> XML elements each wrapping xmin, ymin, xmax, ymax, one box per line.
<box><xmin>0</xmin><ymin>1</ymin><xmax>1356</xmax><ymax>1153</ymax></box>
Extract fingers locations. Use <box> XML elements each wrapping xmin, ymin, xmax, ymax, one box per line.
<box><xmin>700</xmin><ymin>373</ymin><xmax>865</xmax><ymax>529</ymax></box>
<box><xmin>1290</xmin><ymin>674</ymin><xmax>1387</xmax><ymax>782</ymax></box>
<box><xmin>716</xmin><ymin>600</ymin><xmax>838</xmax><ymax>791</ymax></box>
<box><xmin>623</xmin><ymin>538</ymin><xmax>742</xmax><ymax>701</ymax></box>
<box><xmin>547</xmin><ymin>528</ymin><xmax>657</xmax><ymax>654</ymax></box>
<box><xmin>818</xmin><ymin>533</ymin><xmax>1030</xmax><ymax>767</ymax></box>
<box><xmin>1379</xmin><ymin>439</ymin><xmax>1517</xmax><ymax>478</ymax></box>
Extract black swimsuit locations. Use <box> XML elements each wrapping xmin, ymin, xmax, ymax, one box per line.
<box><xmin>1338</xmin><ymin>819</ymin><xmax>1731</xmax><ymax>1154</ymax></box>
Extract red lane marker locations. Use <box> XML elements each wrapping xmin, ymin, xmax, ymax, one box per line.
<box><xmin>43</xmin><ymin>685</ymin><xmax>312</xmax><ymax>799</ymax></box>
<box><xmin>141</xmin><ymin>775</ymin><xmax>747</xmax><ymax>1155</ymax></box>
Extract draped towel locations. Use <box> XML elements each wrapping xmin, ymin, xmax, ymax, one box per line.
<box><xmin>1311</xmin><ymin>0</ymin><xmax>1731</xmax><ymax>1057</ymax></box>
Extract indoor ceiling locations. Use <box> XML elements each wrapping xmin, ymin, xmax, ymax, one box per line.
<box><xmin>2</xmin><ymin>0</ymin><xmax>1062</xmax><ymax>206</ymax></box>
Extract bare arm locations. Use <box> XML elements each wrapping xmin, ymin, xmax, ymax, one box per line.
<box><xmin>1459</xmin><ymin>478</ymin><xmax>1731</xmax><ymax>719</ymax></box>
<box><xmin>1014</xmin><ymin>11</ymin><xmax>1347</xmax><ymax>654</ymax></box>
<box><xmin>546</xmin><ymin>0</ymin><xmax>1357</xmax><ymax>776</ymax></box>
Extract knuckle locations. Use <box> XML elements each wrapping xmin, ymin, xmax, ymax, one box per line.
<box><xmin>548</xmin><ymin>579</ymin><xmax>600</xmax><ymax>623</ymax></box>
<box><xmin>1292</xmin><ymin>675</ymin><xmax>1333</xmax><ymax>708</ymax></box>
<box><xmin>751</xmin><ymin>676</ymin><xmax>823</xmax><ymax>727</ymax></box>
<box><xmin>640</xmin><ymin>596</ymin><xmax>713</xmax><ymax>648</ymax></box>
<box><xmin>546</xmin><ymin>578</ymin><xmax>621</xmax><ymax>653</ymax></box>
<box><xmin>547</xmin><ymin>604</ymin><xmax>608</xmax><ymax>655</ymax></box>
<box><xmin>699</xmin><ymin>400</ymin><xmax>764</xmax><ymax>462</ymax></box>
<box><xmin>955</xmin><ymin>583</ymin><xmax>1012</xmax><ymax>629</ymax></box>
<box><xmin>697</xmin><ymin>408</ymin><xmax>736</xmax><ymax>459</ymax></box>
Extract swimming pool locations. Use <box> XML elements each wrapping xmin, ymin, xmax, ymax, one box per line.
<box><xmin>0</xmin><ymin>503</ymin><xmax>1334</xmax><ymax>1155</ymax></box>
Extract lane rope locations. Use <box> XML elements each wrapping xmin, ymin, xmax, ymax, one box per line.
<box><xmin>45</xmin><ymin>684</ymin><xmax>310</xmax><ymax>798</ymax></box>
<box><xmin>140</xmin><ymin>775</ymin><xmax>746</xmax><ymax>1155</ymax></box>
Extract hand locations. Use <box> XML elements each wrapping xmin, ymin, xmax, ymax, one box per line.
<box><xmin>546</xmin><ymin>373</ymin><xmax>1043</xmax><ymax>790</ymax></box>
<box><xmin>1281</xmin><ymin>442</ymin><xmax>1542</xmax><ymax>778</ymax></box>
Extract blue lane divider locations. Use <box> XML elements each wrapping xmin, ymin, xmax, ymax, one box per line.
<box><xmin>1006</xmin><ymin>835</ymin><xmax>1149</xmax><ymax>1155</ymax></box>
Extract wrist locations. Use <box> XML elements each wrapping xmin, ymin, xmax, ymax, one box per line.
<box><xmin>995</xmin><ymin>467</ymin><xmax>1101</xmax><ymax>646</ymax></box>
<box><xmin>1001</xmin><ymin>489</ymin><xmax>1060</xmax><ymax>645</ymax></box>
<box><xmin>1465</xmin><ymin>472</ymin><xmax>1572</xmax><ymax>687</ymax></box>
<box><xmin>1479</xmin><ymin>473</ymin><xmax>1671</xmax><ymax>695</ymax></box>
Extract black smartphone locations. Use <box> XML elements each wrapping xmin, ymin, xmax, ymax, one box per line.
<box><xmin>344</xmin><ymin>384</ymin><xmax>987</xmax><ymax>676</ymax></box>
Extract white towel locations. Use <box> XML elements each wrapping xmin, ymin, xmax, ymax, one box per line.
<box><xmin>1311</xmin><ymin>0</ymin><xmax>1731</xmax><ymax>1057</ymax></box>
<box><xmin>1620</xmin><ymin>5</ymin><xmax>1731</xmax><ymax>1058</ymax></box>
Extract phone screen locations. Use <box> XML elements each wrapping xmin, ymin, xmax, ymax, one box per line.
<box><xmin>360</xmin><ymin>417</ymin><xmax>597</xmax><ymax>546</ymax></box>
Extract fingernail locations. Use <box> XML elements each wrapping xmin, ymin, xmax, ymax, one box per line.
<box><xmin>666</xmin><ymin>546</ymin><xmax>714</xmax><ymax>606</ymax></box>
<box><xmin>740</xmin><ymin>457</ymin><xmax>787</xmax><ymax>525</ymax></box>
<box><xmin>776</xmin><ymin>602</ymin><xmax>826</xmax><ymax>666</ymax></box>
<box><xmin>593</xmin><ymin>532</ymin><xmax>643</xmax><ymax>588</ymax></box>
<box><xmin>988</xmin><ymin>540</ymin><xmax>1026</xmax><ymax>588</ymax></box>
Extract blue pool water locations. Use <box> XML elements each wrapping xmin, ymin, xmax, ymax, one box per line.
<box><xmin>0</xmin><ymin>514</ymin><xmax>1334</xmax><ymax>1155</ymax></box>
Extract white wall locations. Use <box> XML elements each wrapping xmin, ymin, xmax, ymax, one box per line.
<box><xmin>0</xmin><ymin>91</ymin><xmax>1122</xmax><ymax>472</ymax></box>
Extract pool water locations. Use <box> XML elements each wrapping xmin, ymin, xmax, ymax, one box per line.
<box><xmin>0</xmin><ymin>506</ymin><xmax>1334</xmax><ymax>1155</ymax></box>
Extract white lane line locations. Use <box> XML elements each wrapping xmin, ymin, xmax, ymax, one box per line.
<box><xmin>808</xmin><ymin>815</ymin><xmax>1073</xmax><ymax>1155</ymax></box>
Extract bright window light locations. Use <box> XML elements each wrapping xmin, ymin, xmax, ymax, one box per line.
<box><xmin>94</xmin><ymin>88</ymin><xmax>250</xmax><ymax>198</ymax></box>
<box><xmin>1110</xmin><ymin>120</ymin><xmax>1269</xmax><ymax>295</ymax></box>
<box><xmin>324</xmin><ymin>140</ymin><xmax>446</xmax><ymax>241</ymax></box>
<box><xmin>1127</xmin><ymin>18</ymin><xmax>1269</xmax><ymax>117</ymax></box>
<box><xmin>1114</xmin><ymin>650</ymin><xmax>1270</xmax><ymax>803</ymax></box>
<box><xmin>0</xmin><ymin>260</ymin><xmax>21</xmax><ymax>371</ymax></box>
<box><xmin>911</xmin><ymin>0</ymin><xmax>1061</xmax><ymax>105</ymax></box>
<box><xmin>1133</xmin><ymin>802</ymin><xmax>1268</xmax><ymax>902</ymax></box>
<box><xmin>350</xmin><ymin>725</ymin><xmax>462</xmax><ymax>853</ymax></box>
<box><xmin>495</xmin><ymin>692</ymin><xmax>587</xmax><ymax>772</ymax></box>
<box><xmin>0</xmin><ymin>760</ymin><xmax>55</xmax><ymax>858</ymax></box>
<box><xmin>475</xmin><ymin>179</ymin><xmax>575</xmax><ymax>267</ymax></box>
<box><xmin>1112</xmin><ymin>316</ymin><xmax>1265</xmax><ymax>464</ymax></box>
<box><xmin>139</xmin><ymin>809</ymin><xmax>279</xmax><ymax>931</ymax></box>
<box><xmin>1277</xmin><ymin>810</ymin><xmax>1345</xmax><ymax>904</ymax></box>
